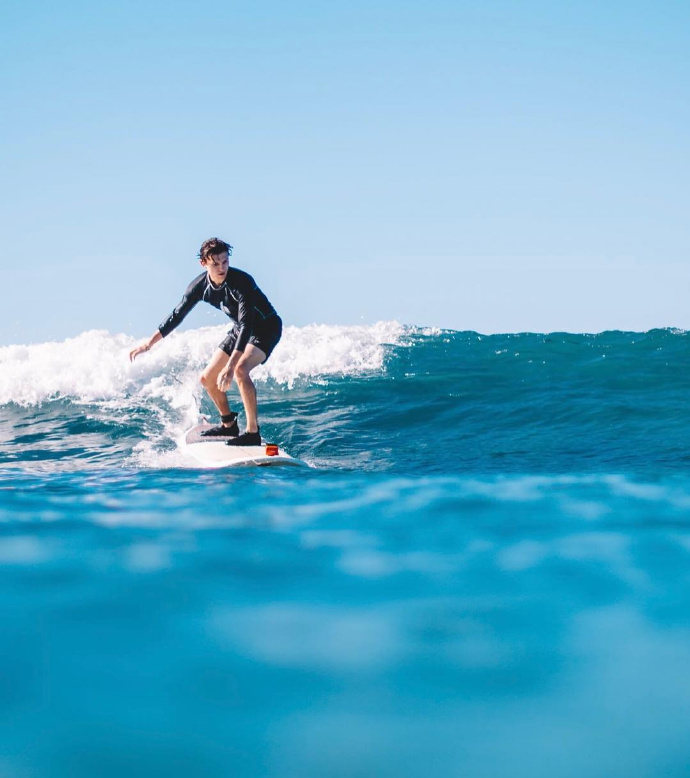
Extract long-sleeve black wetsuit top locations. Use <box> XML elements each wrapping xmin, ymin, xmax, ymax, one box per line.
<box><xmin>158</xmin><ymin>268</ymin><xmax>278</xmax><ymax>353</ymax></box>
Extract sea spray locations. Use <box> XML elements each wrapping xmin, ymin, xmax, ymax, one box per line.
<box><xmin>0</xmin><ymin>321</ymin><xmax>405</xmax><ymax>407</ymax></box>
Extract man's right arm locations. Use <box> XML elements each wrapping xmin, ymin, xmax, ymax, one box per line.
<box><xmin>157</xmin><ymin>275</ymin><xmax>205</xmax><ymax>338</ymax></box>
<box><xmin>129</xmin><ymin>274</ymin><xmax>204</xmax><ymax>362</ymax></box>
<box><xmin>129</xmin><ymin>330</ymin><xmax>163</xmax><ymax>362</ymax></box>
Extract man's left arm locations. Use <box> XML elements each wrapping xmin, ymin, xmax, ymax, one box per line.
<box><xmin>216</xmin><ymin>278</ymin><xmax>256</xmax><ymax>390</ymax></box>
<box><xmin>232</xmin><ymin>280</ymin><xmax>256</xmax><ymax>355</ymax></box>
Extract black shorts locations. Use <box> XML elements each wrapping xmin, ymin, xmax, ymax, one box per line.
<box><xmin>219</xmin><ymin>315</ymin><xmax>282</xmax><ymax>363</ymax></box>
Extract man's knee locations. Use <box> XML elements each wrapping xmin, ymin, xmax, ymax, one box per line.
<box><xmin>200</xmin><ymin>370</ymin><xmax>213</xmax><ymax>389</ymax></box>
<box><xmin>234</xmin><ymin>361</ymin><xmax>253</xmax><ymax>385</ymax></box>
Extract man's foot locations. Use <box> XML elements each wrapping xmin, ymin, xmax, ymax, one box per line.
<box><xmin>200</xmin><ymin>425</ymin><xmax>239</xmax><ymax>437</ymax></box>
<box><xmin>200</xmin><ymin>413</ymin><xmax>239</xmax><ymax>437</ymax></box>
<box><xmin>225</xmin><ymin>429</ymin><xmax>262</xmax><ymax>447</ymax></box>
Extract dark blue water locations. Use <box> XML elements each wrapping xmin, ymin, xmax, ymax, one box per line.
<box><xmin>1</xmin><ymin>325</ymin><xmax>690</xmax><ymax>777</ymax></box>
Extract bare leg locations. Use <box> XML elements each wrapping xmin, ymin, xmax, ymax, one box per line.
<box><xmin>233</xmin><ymin>344</ymin><xmax>267</xmax><ymax>433</ymax></box>
<box><xmin>200</xmin><ymin>349</ymin><xmax>234</xmax><ymax>423</ymax></box>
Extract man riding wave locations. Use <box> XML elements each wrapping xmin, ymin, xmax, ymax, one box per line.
<box><xmin>129</xmin><ymin>238</ymin><xmax>282</xmax><ymax>446</ymax></box>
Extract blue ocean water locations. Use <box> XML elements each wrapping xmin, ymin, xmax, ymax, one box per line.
<box><xmin>2</xmin><ymin>323</ymin><xmax>690</xmax><ymax>777</ymax></box>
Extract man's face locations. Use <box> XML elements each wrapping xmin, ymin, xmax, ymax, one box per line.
<box><xmin>202</xmin><ymin>251</ymin><xmax>229</xmax><ymax>283</ymax></box>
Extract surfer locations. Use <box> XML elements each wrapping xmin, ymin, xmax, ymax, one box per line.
<box><xmin>129</xmin><ymin>238</ymin><xmax>282</xmax><ymax>446</ymax></box>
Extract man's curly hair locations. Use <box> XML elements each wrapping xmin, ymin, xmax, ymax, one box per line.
<box><xmin>198</xmin><ymin>237</ymin><xmax>233</xmax><ymax>261</ymax></box>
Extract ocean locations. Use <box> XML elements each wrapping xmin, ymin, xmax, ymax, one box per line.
<box><xmin>1</xmin><ymin>322</ymin><xmax>690</xmax><ymax>777</ymax></box>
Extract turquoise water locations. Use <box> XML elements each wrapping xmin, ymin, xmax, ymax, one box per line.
<box><xmin>2</xmin><ymin>324</ymin><xmax>690</xmax><ymax>777</ymax></box>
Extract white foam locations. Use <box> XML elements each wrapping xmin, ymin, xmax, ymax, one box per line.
<box><xmin>0</xmin><ymin>321</ymin><xmax>405</xmax><ymax>409</ymax></box>
<box><xmin>263</xmin><ymin>321</ymin><xmax>405</xmax><ymax>387</ymax></box>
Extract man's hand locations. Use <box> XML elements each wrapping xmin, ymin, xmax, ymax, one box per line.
<box><xmin>129</xmin><ymin>343</ymin><xmax>149</xmax><ymax>362</ymax></box>
<box><xmin>217</xmin><ymin>365</ymin><xmax>234</xmax><ymax>392</ymax></box>
<box><xmin>129</xmin><ymin>331</ymin><xmax>162</xmax><ymax>362</ymax></box>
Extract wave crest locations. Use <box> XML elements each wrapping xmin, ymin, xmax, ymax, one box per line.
<box><xmin>0</xmin><ymin>322</ymin><xmax>405</xmax><ymax>408</ymax></box>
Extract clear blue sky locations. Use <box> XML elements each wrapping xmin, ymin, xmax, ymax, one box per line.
<box><xmin>2</xmin><ymin>0</ymin><xmax>688</xmax><ymax>344</ymax></box>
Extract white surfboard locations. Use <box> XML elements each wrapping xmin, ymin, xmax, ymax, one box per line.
<box><xmin>181</xmin><ymin>422</ymin><xmax>308</xmax><ymax>469</ymax></box>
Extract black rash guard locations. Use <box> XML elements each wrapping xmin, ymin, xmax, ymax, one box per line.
<box><xmin>158</xmin><ymin>268</ymin><xmax>278</xmax><ymax>353</ymax></box>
